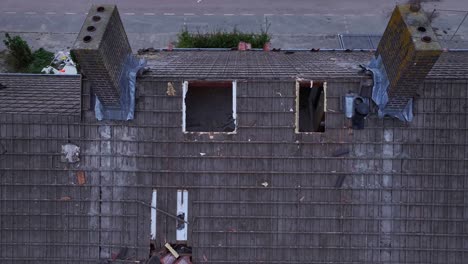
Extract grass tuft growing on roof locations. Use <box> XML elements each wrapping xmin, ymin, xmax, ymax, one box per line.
<box><xmin>176</xmin><ymin>27</ymin><xmax>271</xmax><ymax>49</ymax></box>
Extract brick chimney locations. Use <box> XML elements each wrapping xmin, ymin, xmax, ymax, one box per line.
<box><xmin>71</xmin><ymin>5</ymin><xmax>132</xmax><ymax>107</ymax></box>
<box><xmin>376</xmin><ymin>4</ymin><xmax>442</xmax><ymax>113</ymax></box>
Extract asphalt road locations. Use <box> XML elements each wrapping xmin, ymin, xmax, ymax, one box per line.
<box><xmin>0</xmin><ymin>0</ymin><xmax>467</xmax><ymax>50</ymax></box>
<box><xmin>2</xmin><ymin>0</ymin><xmax>468</xmax><ymax>15</ymax></box>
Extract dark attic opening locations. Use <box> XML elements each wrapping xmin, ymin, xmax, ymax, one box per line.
<box><xmin>297</xmin><ymin>81</ymin><xmax>325</xmax><ymax>132</ymax></box>
<box><xmin>184</xmin><ymin>81</ymin><xmax>236</xmax><ymax>132</ymax></box>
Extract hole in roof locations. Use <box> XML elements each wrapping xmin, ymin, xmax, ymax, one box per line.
<box><xmin>87</xmin><ymin>26</ymin><xmax>96</xmax><ymax>32</ymax></box>
<box><xmin>297</xmin><ymin>81</ymin><xmax>326</xmax><ymax>133</ymax></box>
<box><xmin>92</xmin><ymin>15</ymin><xmax>101</xmax><ymax>22</ymax></box>
<box><xmin>417</xmin><ymin>26</ymin><xmax>426</xmax><ymax>32</ymax></box>
<box><xmin>83</xmin><ymin>36</ymin><xmax>92</xmax><ymax>43</ymax></box>
<box><xmin>184</xmin><ymin>81</ymin><xmax>236</xmax><ymax>133</ymax></box>
<box><xmin>0</xmin><ymin>83</ymin><xmax>7</xmax><ymax>90</ymax></box>
<box><xmin>97</xmin><ymin>6</ymin><xmax>105</xmax><ymax>12</ymax></box>
<box><xmin>421</xmin><ymin>36</ymin><xmax>432</xmax><ymax>43</ymax></box>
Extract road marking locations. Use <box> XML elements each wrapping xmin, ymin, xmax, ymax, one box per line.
<box><xmin>264</xmin><ymin>14</ymin><xmax>274</xmax><ymax>16</ymax></box>
<box><xmin>203</xmin><ymin>13</ymin><xmax>214</xmax><ymax>16</ymax></box>
<box><xmin>164</xmin><ymin>13</ymin><xmax>175</xmax><ymax>16</ymax></box>
<box><xmin>46</xmin><ymin>12</ymin><xmax>57</xmax><ymax>15</ymax></box>
<box><xmin>304</xmin><ymin>14</ymin><xmax>315</xmax><ymax>16</ymax></box>
<box><xmin>25</xmin><ymin>11</ymin><xmax>36</xmax><ymax>14</ymax></box>
<box><xmin>282</xmin><ymin>13</ymin><xmax>294</xmax><ymax>16</ymax></box>
<box><xmin>144</xmin><ymin>12</ymin><xmax>155</xmax><ymax>16</ymax></box>
<box><xmin>224</xmin><ymin>14</ymin><xmax>234</xmax><ymax>16</ymax></box>
<box><xmin>124</xmin><ymin>12</ymin><xmax>135</xmax><ymax>15</ymax></box>
<box><xmin>344</xmin><ymin>16</ymin><xmax>350</xmax><ymax>34</ymax></box>
<box><xmin>4</xmin><ymin>11</ymin><xmax>17</xmax><ymax>14</ymax></box>
<box><xmin>65</xmin><ymin>12</ymin><xmax>76</xmax><ymax>15</ymax></box>
<box><xmin>241</xmin><ymin>13</ymin><xmax>254</xmax><ymax>16</ymax></box>
<box><xmin>184</xmin><ymin>13</ymin><xmax>195</xmax><ymax>16</ymax></box>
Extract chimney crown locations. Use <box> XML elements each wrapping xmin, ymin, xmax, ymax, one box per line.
<box><xmin>71</xmin><ymin>5</ymin><xmax>132</xmax><ymax>107</ymax></box>
<box><xmin>376</xmin><ymin>4</ymin><xmax>442</xmax><ymax>112</ymax></box>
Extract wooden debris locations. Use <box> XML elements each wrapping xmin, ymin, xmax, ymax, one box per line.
<box><xmin>165</xmin><ymin>243</ymin><xmax>180</xmax><ymax>258</ymax></box>
<box><xmin>76</xmin><ymin>171</ymin><xmax>86</xmax><ymax>185</ymax></box>
<box><xmin>335</xmin><ymin>175</ymin><xmax>347</xmax><ymax>188</ymax></box>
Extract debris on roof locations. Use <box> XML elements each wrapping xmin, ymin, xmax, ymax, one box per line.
<box><xmin>41</xmin><ymin>51</ymin><xmax>78</xmax><ymax>75</ymax></box>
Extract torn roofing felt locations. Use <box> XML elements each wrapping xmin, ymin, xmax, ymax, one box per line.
<box><xmin>95</xmin><ymin>55</ymin><xmax>146</xmax><ymax>121</ymax></box>
<box><xmin>360</xmin><ymin>55</ymin><xmax>413</xmax><ymax>122</ymax></box>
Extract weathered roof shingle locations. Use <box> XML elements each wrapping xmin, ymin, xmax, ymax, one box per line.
<box><xmin>142</xmin><ymin>50</ymin><xmax>468</xmax><ymax>80</ymax></box>
<box><xmin>0</xmin><ymin>74</ymin><xmax>81</xmax><ymax>115</ymax></box>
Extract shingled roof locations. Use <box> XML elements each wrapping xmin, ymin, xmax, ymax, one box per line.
<box><xmin>143</xmin><ymin>50</ymin><xmax>372</xmax><ymax>79</ymax></box>
<box><xmin>0</xmin><ymin>74</ymin><xmax>81</xmax><ymax>116</ymax></box>
<box><xmin>142</xmin><ymin>50</ymin><xmax>468</xmax><ymax>80</ymax></box>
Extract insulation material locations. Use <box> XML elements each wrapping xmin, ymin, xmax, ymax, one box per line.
<box><xmin>151</xmin><ymin>190</ymin><xmax>157</xmax><ymax>240</ymax></box>
<box><xmin>167</xmin><ymin>82</ymin><xmax>176</xmax><ymax>96</ymax></box>
<box><xmin>95</xmin><ymin>55</ymin><xmax>146</xmax><ymax>120</ymax></box>
<box><xmin>176</xmin><ymin>190</ymin><xmax>188</xmax><ymax>241</ymax></box>
<box><xmin>362</xmin><ymin>55</ymin><xmax>413</xmax><ymax>122</ymax></box>
<box><xmin>61</xmin><ymin>143</ymin><xmax>80</xmax><ymax>163</ymax></box>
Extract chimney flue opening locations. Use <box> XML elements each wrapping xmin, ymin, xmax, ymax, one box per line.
<box><xmin>92</xmin><ymin>15</ymin><xmax>101</xmax><ymax>22</ymax></box>
<box><xmin>417</xmin><ymin>26</ymin><xmax>426</xmax><ymax>32</ymax></box>
<box><xmin>421</xmin><ymin>36</ymin><xmax>432</xmax><ymax>43</ymax></box>
<box><xmin>83</xmin><ymin>36</ymin><xmax>92</xmax><ymax>43</ymax></box>
<box><xmin>97</xmin><ymin>6</ymin><xmax>105</xmax><ymax>12</ymax></box>
<box><xmin>87</xmin><ymin>26</ymin><xmax>96</xmax><ymax>32</ymax></box>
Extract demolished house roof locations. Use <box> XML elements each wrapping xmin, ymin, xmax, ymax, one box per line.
<box><xmin>0</xmin><ymin>49</ymin><xmax>467</xmax><ymax>264</ymax></box>
<box><xmin>1</xmin><ymin>3</ymin><xmax>468</xmax><ymax>263</ymax></box>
